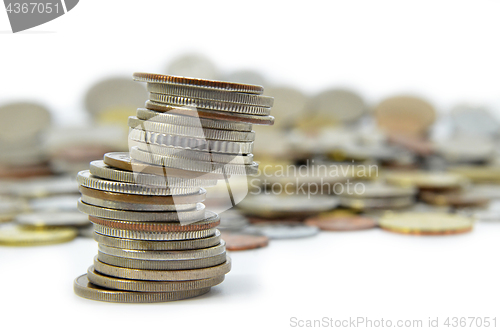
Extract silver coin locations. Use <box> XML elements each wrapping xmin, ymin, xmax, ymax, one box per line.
<box><xmin>451</xmin><ymin>104</ymin><xmax>500</xmax><ymax>137</ymax></box>
<box><xmin>80</xmin><ymin>195</ymin><xmax>196</xmax><ymax>211</ymax></box>
<box><xmin>16</xmin><ymin>211</ymin><xmax>89</xmax><ymax>227</ymax></box>
<box><xmin>264</xmin><ymin>86</ymin><xmax>308</xmax><ymax>129</ymax></box>
<box><xmin>218</xmin><ymin>210</ymin><xmax>249</xmax><ymax>231</ymax></box>
<box><xmin>166</xmin><ymin>53</ymin><xmax>219</xmax><ymax>80</ymax></box>
<box><xmin>0</xmin><ymin>102</ymin><xmax>51</xmax><ymax>141</ymax></box>
<box><xmin>29</xmin><ymin>195</ymin><xmax>79</xmax><ymax>212</ymax></box>
<box><xmin>243</xmin><ymin>222</ymin><xmax>319</xmax><ymax>239</ymax></box>
<box><xmin>12</xmin><ymin>176</ymin><xmax>79</xmax><ymax>198</ymax></box>
<box><xmin>93</xmin><ymin>224</ymin><xmax>217</xmax><ymax>241</ymax></box>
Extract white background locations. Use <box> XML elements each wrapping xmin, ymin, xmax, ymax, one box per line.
<box><xmin>1</xmin><ymin>1</ymin><xmax>500</xmax><ymax>330</ymax></box>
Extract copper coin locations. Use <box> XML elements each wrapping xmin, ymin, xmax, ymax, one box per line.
<box><xmin>0</xmin><ymin>163</ymin><xmax>52</xmax><ymax>179</ymax></box>
<box><xmin>305</xmin><ymin>215</ymin><xmax>377</xmax><ymax>231</ymax></box>
<box><xmin>78</xmin><ymin>186</ymin><xmax>206</xmax><ymax>205</ymax></box>
<box><xmin>89</xmin><ymin>215</ymin><xmax>220</xmax><ymax>232</ymax></box>
<box><xmin>146</xmin><ymin>100</ymin><xmax>274</xmax><ymax>125</ymax></box>
<box><xmin>103</xmin><ymin>152</ymin><xmax>225</xmax><ymax>180</ymax></box>
<box><xmin>220</xmin><ymin>232</ymin><xmax>269</xmax><ymax>251</ymax></box>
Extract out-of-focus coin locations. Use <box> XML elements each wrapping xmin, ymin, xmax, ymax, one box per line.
<box><xmin>338</xmin><ymin>196</ymin><xmax>415</xmax><ymax>210</ymax></box>
<box><xmin>384</xmin><ymin>171</ymin><xmax>467</xmax><ymax>191</ymax></box>
<box><xmin>29</xmin><ymin>195</ymin><xmax>79</xmax><ymax>212</ymax></box>
<box><xmin>218</xmin><ymin>210</ymin><xmax>249</xmax><ymax>231</ymax></box>
<box><xmin>264</xmin><ymin>86</ymin><xmax>309</xmax><ymax>129</ymax></box>
<box><xmin>434</xmin><ymin>137</ymin><xmax>494</xmax><ymax>163</ymax></box>
<box><xmin>12</xmin><ymin>176</ymin><xmax>79</xmax><ymax>198</ymax></box>
<box><xmin>304</xmin><ymin>89</ymin><xmax>366</xmax><ymax>126</ymax></box>
<box><xmin>242</xmin><ymin>221</ymin><xmax>319</xmax><ymax>239</ymax></box>
<box><xmin>74</xmin><ymin>274</ymin><xmax>210</xmax><ymax>303</ymax></box>
<box><xmin>0</xmin><ymin>198</ymin><xmax>28</xmax><ymax>222</ymax></box>
<box><xmin>16</xmin><ymin>211</ymin><xmax>89</xmax><ymax>228</ymax></box>
<box><xmin>419</xmin><ymin>191</ymin><xmax>489</xmax><ymax>208</ymax></box>
<box><xmin>93</xmin><ymin>256</ymin><xmax>231</xmax><ymax>281</ymax></box>
<box><xmin>0</xmin><ymin>102</ymin><xmax>51</xmax><ymax>141</ymax></box>
<box><xmin>87</xmin><ymin>266</ymin><xmax>224</xmax><ymax>292</ymax></box>
<box><xmin>85</xmin><ymin>77</ymin><xmax>148</xmax><ymax>117</ymax></box>
<box><xmin>374</xmin><ymin>96</ymin><xmax>436</xmax><ymax>137</ymax></box>
<box><xmin>379</xmin><ymin>212</ymin><xmax>474</xmax><ymax>235</ymax></box>
<box><xmin>305</xmin><ymin>214</ymin><xmax>377</xmax><ymax>231</ymax></box>
<box><xmin>0</xmin><ymin>225</ymin><xmax>77</xmax><ymax>246</ymax></box>
<box><xmin>166</xmin><ymin>54</ymin><xmax>219</xmax><ymax>80</ymax></box>
<box><xmin>336</xmin><ymin>181</ymin><xmax>416</xmax><ymax>198</ymax></box>
<box><xmin>93</xmin><ymin>230</ymin><xmax>221</xmax><ymax>250</ymax></box>
<box><xmin>448</xmin><ymin>165</ymin><xmax>500</xmax><ymax>183</ymax></box>
<box><xmin>224</xmin><ymin>70</ymin><xmax>267</xmax><ymax>87</ymax></box>
<box><xmin>134</xmin><ymin>72</ymin><xmax>263</xmax><ymax>94</ymax></box>
<box><xmin>220</xmin><ymin>232</ymin><xmax>269</xmax><ymax>251</ymax></box>
<box><xmin>103</xmin><ymin>152</ymin><xmax>225</xmax><ymax>180</ymax></box>
<box><xmin>0</xmin><ymin>163</ymin><xmax>52</xmax><ymax>179</ymax></box>
<box><xmin>237</xmin><ymin>194</ymin><xmax>338</xmax><ymax>218</ymax></box>
<box><xmin>451</xmin><ymin>104</ymin><xmax>499</xmax><ymax>137</ymax></box>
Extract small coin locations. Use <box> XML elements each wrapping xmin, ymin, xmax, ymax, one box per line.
<box><xmin>79</xmin><ymin>186</ymin><xmax>206</xmax><ymax>205</ymax></box>
<box><xmin>87</xmin><ymin>266</ymin><xmax>224</xmax><ymax>292</ymax></box>
<box><xmin>136</xmin><ymin>107</ymin><xmax>253</xmax><ymax>131</ymax></box>
<box><xmin>77</xmin><ymin>170</ymin><xmax>200</xmax><ymax>196</ymax></box>
<box><xmin>89</xmin><ymin>160</ymin><xmax>218</xmax><ymax>187</ymax></box>
<box><xmin>0</xmin><ymin>225</ymin><xmax>77</xmax><ymax>246</ymax></box>
<box><xmin>77</xmin><ymin>199</ymin><xmax>205</xmax><ymax>222</ymax></box>
<box><xmin>97</xmin><ymin>251</ymin><xmax>226</xmax><ymax>270</ymax></box>
<box><xmin>74</xmin><ymin>274</ymin><xmax>210</xmax><ymax>303</ymax></box>
<box><xmin>89</xmin><ymin>212</ymin><xmax>220</xmax><ymax>232</ymax></box>
<box><xmin>93</xmin><ymin>255</ymin><xmax>231</xmax><ymax>281</ymax></box>
<box><xmin>16</xmin><ymin>211</ymin><xmax>89</xmax><ymax>228</ymax></box>
<box><xmin>379</xmin><ymin>212</ymin><xmax>474</xmax><ymax>235</ymax></box>
<box><xmin>81</xmin><ymin>194</ymin><xmax>196</xmax><ymax>211</ymax></box>
<box><xmin>133</xmin><ymin>72</ymin><xmax>263</xmax><ymax>94</ymax></box>
<box><xmin>93</xmin><ymin>224</ymin><xmax>216</xmax><ymax>241</ymax></box>
<box><xmin>93</xmin><ymin>230</ymin><xmax>221</xmax><ymax>250</ymax></box>
<box><xmin>305</xmin><ymin>215</ymin><xmax>377</xmax><ymax>231</ymax></box>
<box><xmin>242</xmin><ymin>221</ymin><xmax>319</xmax><ymax>239</ymax></box>
<box><xmin>220</xmin><ymin>232</ymin><xmax>268</xmax><ymax>251</ymax></box>
<box><xmin>103</xmin><ymin>152</ymin><xmax>225</xmax><ymax>180</ymax></box>
<box><xmin>146</xmin><ymin>100</ymin><xmax>274</xmax><ymax>125</ymax></box>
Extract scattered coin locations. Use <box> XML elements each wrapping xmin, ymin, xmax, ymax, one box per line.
<box><xmin>242</xmin><ymin>221</ymin><xmax>319</xmax><ymax>239</ymax></box>
<box><xmin>16</xmin><ymin>211</ymin><xmax>89</xmax><ymax>228</ymax></box>
<box><xmin>220</xmin><ymin>232</ymin><xmax>269</xmax><ymax>251</ymax></box>
<box><xmin>379</xmin><ymin>212</ymin><xmax>474</xmax><ymax>235</ymax></box>
<box><xmin>305</xmin><ymin>215</ymin><xmax>377</xmax><ymax>231</ymax></box>
<box><xmin>0</xmin><ymin>224</ymin><xmax>77</xmax><ymax>246</ymax></box>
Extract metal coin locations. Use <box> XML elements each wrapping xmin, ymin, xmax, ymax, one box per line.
<box><xmin>81</xmin><ymin>195</ymin><xmax>196</xmax><ymax>211</ymax></box>
<box><xmin>16</xmin><ymin>211</ymin><xmax>89</xmax><ymax>228</ymax></box>
<box><xmin>93</xmin><ymin>224</ymin><xmax>216</xmax><ymax>241</ymax></box>
<box><xmin>305</xmin><ymin>215</ymin><xmax>377</xmax><ymax>231</ymax></box>
<box><xmin>379</xmin><ymin>212</ymin><xmax>474</xmax><ymax>235</ymax></box>
<box><xmin>165</xmin><ymin>54</ymin><xmax>219</xmax><ymax>80</ymax></box>
<box><xmin>0</xmin><ymin>102</ymin><xmax>51</xmax><ymax>141</ymax></box>
<box><xmin>0</xmin><ymin>224</ymin><xmax>77</xmax><ymax>246</ymax></box>
<box><xmin>220</xmin><ymin>232</ymin><xmax>268</xmax><ymax>251</ymax></box>
<box><xmin>74</xmin><ymin>274</ymin><xmax>210</xmax><ymax>303</ymax></box>
<box><xmin>242</xmin><ymin>221</ymin><xmax>319</xmax><ymax>239</ymax></box>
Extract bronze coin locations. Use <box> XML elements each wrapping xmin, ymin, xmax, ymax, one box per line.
<box><xmin>220</xmin><ymin>232</ymin><xmax>269</xmax><ymax>251</ymax></box>
<box><xmin>146</xmin><ymin>100</ymin><xmax>274</xmax><ymax>125</ymax></box>
<box><xmin>103</xmin><ymin>152</ymin><xmax>225</xmax><ymax>180</ymax></box>
<box><xmin>78</xmin><ymin>186</ymin><xmax>206</xmax><ymax>205</ymax></box>
<box><xmin>382</xmin><ymin>227</ymin><xmax>472</xmax><ymax>236</ymax></box>
<box><xmin>0</xmin><ymin>163</ymin><xmax>52</xmax><ymax>178</ymax></box>
<box><xmin>305</xmin><ymin>215</ymin><xmax>377</xmax><ymax>231</ymax></box>
<box><xmin>89</xmin><ymin>215</ymin><xmax>220</xmax><ymax>232</ymax></box>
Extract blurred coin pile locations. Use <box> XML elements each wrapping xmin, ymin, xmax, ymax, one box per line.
<box><xmin>74</xmin><ymin>72</ymin><xmax>274</xmax><ymax>303</ymax></box>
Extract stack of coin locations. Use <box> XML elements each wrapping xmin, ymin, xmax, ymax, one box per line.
<box><xmin>74</xmin><ymin>73</ymin><xmax>274</xmax><ymax>303</ymax></box>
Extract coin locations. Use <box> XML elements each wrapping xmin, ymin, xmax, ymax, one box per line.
<box><xmin>93</xmin><ymin>230</ymin><xmax>221</xmax><ymax>250</ymax></box>
<box><xmin>451</xmin><ymin>104</ymin><xmax>499</xmax><ymax>137</ymax></box>
<box><xmin>89</xmin><ymin>213</ymin><xmax>220</xmax><ymax>232</ymax></box>
<box><xmin>220</xmin><ymin>232</ymin><xmax>269</xmax><ymax>251</ymax></box>
<box><xmin>0</xmin><ymin>102</ymin><xmax>51</xmax><ymax>141</ymax></box>
<box><xmin>449</xmin><ymin>165</ymin><xmax>500</xmax><ymax>183</ymax></box>
<box><xmin>242</xmin><ymin>221</ymin><xmax>319</xmax><ymax>239</ymax></box>
<box><xmin>0</xmin><ymin>225</ymin><xmax>77</xmax><ymax>246</ymax></box>
<box><xmin>16</xmin><ymin>211</ymin><xmax>89</xmax><ymax>228</ymax></box>
<box><xmin>79</xmin><ymin>186</ymin><xmax>206</xmax><ymax>205</ymax></box>
<box><xmin>81</xmin><ymin>195</ymin><xmax>195</xmax><ymax>211</ymax></box>
<box><xmin>379</xmin><ymin>212</ymin><xmax>474</xmax><ymax>235</ymax></box>
<box><xmin>263</xmin><ymin>86</ymin><xmax>308</xmax><ymax>129</ymax></box>
<box><xmin>0</xmin><ymin>197</ymin><xmax>28</xmax><ymax>222</ymax></box>
<box><xmin>103</xmin><ymin>152</ymin><xmax>225</xmax><ymax>180</ymax></box>
<box><xmin>338</xmin><ymin>196</ymin><xmax>415</xmax><ymax>210</ymax></box>
<box><xmin>224</xmin><ymin>70</ymin><xmax>268</xmax><ymax>87</ymax></box>
<box><xmin>305</xmin><ymin>215</ymin><xmax>377</xmax><ymax>231</ymax></box>
<box><xmin>93</xmin><ymin>224</ymin><xmax>217</xmax><ymax>241</ymax></box>
<box><xmin>133</xmin><ymin>72</ymin><xmax>263</xmax><ymax>94</ymax></box>
<box><xmin>218</xmin><ymin>210</ymin><xmax>249</xmax><ymax>231</ymax></box>
<box><xmin>336</xmin><ymin>181</ymin><xmax>416</xmax><ymax>198</ymax></box>
<box><xmin>74</xmin><ymin>274</ymin><xmax>210</xmax><ymax>303</ymax></box>
<box><xmin>165</xmin><ymin>54</ymin><xmax>219</xmax><ymax>80</ymax></box>
<box><xmin>87</xmin><ymin>266</ymin><xmax>224</xmax><ymax>292</ymax></box>
<box><xmin>385</xmin><ymin>171</ymin><xmax>467</xmax><ymax>191</ymax></box>
<box><xmin>419</xmin><ymin>191</ymin><xmax>489</xmax><ymax>208</ymax></box>
<box><xmin>93</xmin><ymin>256</ymin><xmax>231</xmax><ymax>281</ymax></box>
<box><xmin>29</xmin><ymin>195</ymin><xmax>79</xmax><ymax>212</ymax></box>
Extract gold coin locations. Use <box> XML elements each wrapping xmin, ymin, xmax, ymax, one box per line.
<box><xmin>379</xmin><ymin>212</ymin><xmax>474</xmax><ymax>235</ymax></box>
<box><xmin>384</xmin><ymin>171</ymin><xmax>467</xmax><ymax>190</ymax></box>
<box><xmin>0</xmin><ymin>225</ymin><xmax>77</xmax><ymax>246</ymax></box>
<box><xmin>448</xmin><ymin>165</ymin><xmax>500</xmax><ymax>183</ymax></box>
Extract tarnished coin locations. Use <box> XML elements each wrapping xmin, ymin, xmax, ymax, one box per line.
<box><xmin>0</xmin><ymin>225</ymin><xmax>77</xmax><ymax>246</ymax></box>
<box><xmin>237</xmin><ymin>194</ymin><xmax>338</xmax><ymax>218</ymax></box>
<box><xmin>146</xmin><ymin>100</ymin><xmax>275</xmax><ymax>125</ymax></box>
<box><xmin>103</xmin><ymin>152</ymin><xmax>225</xmax><ymax>180</ymax></box>
<box><xmin>89</xmin><ymin>160</ymin><xmax>218</xmax><ymax>187</ymax></box>
<box><xmin>220</xmin><ymin>232</ymin><xmax>269</xmax><ymax>251</ymax></box>
<box><xmin>79</xmin><ymin>186</ymin><xmax>207</xmax><ymax>205</ymax></box>
<box><xmin>93</xmin><ymin>230</ymin><xmax>221</xmax><ymax>250</ymax></box>
<box><xmin>305</xmin><ymin>214</ymin><xmax>377</xmax><ymax>231</ymax></box>
<box><xmin>74</xmin><ymin>274</ymin><xmax>210</xmax><ymax>303</ymax></box>
<box><xmin>133</xmin><ymin>72</ymin><xmax>263</xmax><ymax>94</ymax></box>
<box><xmin>16</xmin><ymin>211</ymin><xmax>89</xmax><ymax>228</ymax></box>
<box><xmin>374</xmin><ymin>95</ymin><xmax>436</xmax><ymax>136</ymax></box>
<box><xmin>93</xmin><ymin>256</ymin><xmax>231</xmax><ymax>281</ymax></box>
<box><xmin>0</xmin><ymin>102</ymin><xmax>51</xmax><ymax>141</ymax></box>
<box><xmin>379</xmin><ymin>212</ymin><xmax>474</xmax><ymax>235</ymax></box>
<box><xmin>87</xmin><ymin>266</ymin><xmax>224</xmax><ymax>292</ymax></box>
<box><xmin>242</xmin><ymin>221</ymin><xmax>319</xmax><ymax>239</ymax></box>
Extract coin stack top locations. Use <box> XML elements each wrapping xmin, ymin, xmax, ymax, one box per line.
<box><xmin>74</xmin><ymin>73</ymin><xmax>274</xmax><ymax>303</ymax></box>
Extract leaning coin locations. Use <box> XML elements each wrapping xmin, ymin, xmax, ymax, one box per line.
<box><xmin>16</xmin><ymin>211</ymin><xmax>90</xmax><ymax>228</ymax></box>
<box><xmin>89</xmin><ymin>160</ymin><xmax>218</xmax><ymax>187</ymax></box>
<box><xmin>77</xmin><ymin>200</ymin><xmax>205</xmax><ymax>222</ymax></box>
<box><xmin>87</xmin><ymin>266</ymin><xmax>224</xmax><ymax>292</ymax></box>
<box><xmin>93</xmin><ymin>230</ymin><xmax>221</xmax><ymax>250</ymax></box>
<box><xmin>93</xmin><ymin>255</ymin><xmax>231</xmax><ymax>281</ymax></box>
<box><xmin>242</xmin><ymin>222</ymin><xmax>319</xmax><ymax>239</ymax></box>
<box><xmin>379</xmin><ymin>212</ymin><xmax>474</xmax><ymax>235</ymax></box>
<box><xmin>0</xmin><ymin>224</ymin><xmax>77</xmax><ymax>246</ymax></box>
<box><xmin>305</xmin><ymin>215</ymin><xmax>377</xmax><ymax>231</ymax></box>
<box><xmin>220</xmin><ymin>232</ymin><xmax>269</xmax><ymax>251</ymax></box>
<box><xmin>74</xmin><ymin>274</ymin><xmax>210</xmax><ymax>303</ymax></box>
